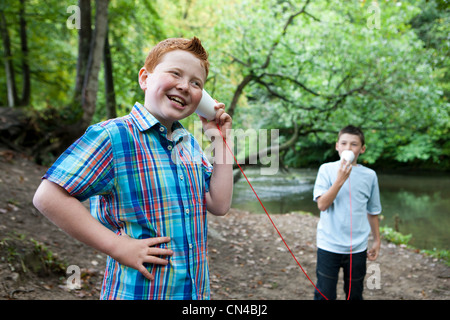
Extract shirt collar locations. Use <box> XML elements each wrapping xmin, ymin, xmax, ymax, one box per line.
<box><xmin>130</xmin><ymin>102</ymin><xmax>191</xmax><ymax>143</ymax></box>
<box><xmin>130</xmin><ymin>102</ymin><xmax>159</xmax><ymax>131</ymax></box>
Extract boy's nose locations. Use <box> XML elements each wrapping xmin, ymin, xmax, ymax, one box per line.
<box><xmin>176</xmin><ymin>78</ymin><xmax>189</xmax><ymax>91</ymax></box>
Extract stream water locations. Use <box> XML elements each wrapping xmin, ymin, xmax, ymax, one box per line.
<box><xmin>231</xmin><ymin>168</ymin><xmax>450</xmax><ymax>251</ymax></box>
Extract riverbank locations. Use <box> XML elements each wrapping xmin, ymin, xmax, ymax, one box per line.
<box><xmin>0</xmin><ymin>150</ymin><xmax>449</xmax><ymax>300</ymax></box>
<box><xmin>208</xmin><ymin>210</ymin><xmax>449</xmax><ymax>300</ymax></box>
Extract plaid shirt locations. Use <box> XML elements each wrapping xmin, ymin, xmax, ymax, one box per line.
<box><xmin>44</xmin><ymin>102</ymin><xmax>213</xmax><ymax>299</ymax></box>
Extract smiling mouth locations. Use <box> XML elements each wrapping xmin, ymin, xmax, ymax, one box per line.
<box><xmin>167</xmin><ymin>95</ymin><xmax>187</xmax><ymax>107</ymax></box>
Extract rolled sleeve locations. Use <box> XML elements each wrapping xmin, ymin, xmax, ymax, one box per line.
<box><xmin>313</xmin><ymin>164</ymin><xmax>330</xmax><ymax>202</ymax></box>
<box><xmin>367</xmin><ymin>174</ymin><xmax>382</xmax><ymax>215</ymax></box>
<box><xmin>43</xmin><ymin>124</ymin><xmax>114</xmax><ymax>202</ymax></box>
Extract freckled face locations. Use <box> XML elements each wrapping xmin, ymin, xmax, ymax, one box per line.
<box><xmin>139</xmin><ymin>50</ymin><xmax>206</xmax><ymax>129</ymax></box>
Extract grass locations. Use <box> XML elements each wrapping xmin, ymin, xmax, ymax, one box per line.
<box><xmin>380</xmin><ymin>226</ymin><xmax>449</xmax><ymax>266</ymax></box>
<box><xmin>0</xmin><ymin>232</ymin><xmax>67</xmax><ymax>276</ymax></box>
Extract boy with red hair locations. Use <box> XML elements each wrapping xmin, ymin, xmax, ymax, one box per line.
<box><xmin>33</xmin><ymin>37</ymin><xmax>233</xmax><ymax>300</ymax></box>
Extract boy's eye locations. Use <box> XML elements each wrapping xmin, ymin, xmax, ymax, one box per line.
<box><xmin>168</xmin><ymin>70</ymin><xmax>181</xmax><ymax>77</ymax></box>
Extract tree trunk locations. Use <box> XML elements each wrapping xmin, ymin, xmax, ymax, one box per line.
<box><xmin>80</xmin><ymin>0</ymin><xmax>109</xmax><ymax>130</ymax></box>
<box><xmin>232</xmin><ymin>123</ymin><xmax>299</xmax><ymax>183</ymax></box>
<box><xmin>19</xmin><ymin>0</ymin><xmax>31</xmax><ymax>106</ymax></box>
<box><xmin>0</xmin><ymin>10</ymin><xmax>18</xmax><ymax>107</ymax></box>
<box><xmin>74</xmin><ymin>0</ymin><xmax>92</xmax><ymax>104</ymax></box>
<box><xmin>104</xmin><ymin>28</ymin><xmax>117</xmax><ymax>119</ymax></box>
<box><xmin>228</xmin><ymin>74</ymin><xmax>253</xmax><ymax>118</ymax></box>
<box><xmin>64</xmin><ymin>0</ymin><xmax>108</xmax><ymax>144</ymax></box>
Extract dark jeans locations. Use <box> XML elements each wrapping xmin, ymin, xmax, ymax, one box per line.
<box><xmin>314</xmin><ymin>248</ymin><xmax>367</xmax><ymax>300</ymax></box>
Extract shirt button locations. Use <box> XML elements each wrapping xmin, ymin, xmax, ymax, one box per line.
<box><xmin>189</xmin><ymin>244</ymin><xmax>193</xmax><ymax>249</ymax></box>
<box><xmin>179</xmin><ymin>175</ymin><xmax>184</xmax><ymax>180</ymax></box>
<box><xmin>167</xmin><ymin>145</ymin><xmax>172</xmax><ymax>151</ymax></box>
<box><xmin>159</xmin><ymin>127</ymin><xmax>165</xmax><ymax>132</ymax></box>
<box><xmin>185</xmin><ymin>208</ymin><xmax>190</xmax><ymax>214</ymax></box>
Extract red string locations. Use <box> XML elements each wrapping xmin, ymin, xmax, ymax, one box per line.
<box><xmin>216</xmin><ymin>125</ymin><xmax>328</xmax><ymax>300</ymax></box>
<box><xmin>347</xmin><ymin>176</ymin><xmax>353</xmax><ymax>300</ymax></box>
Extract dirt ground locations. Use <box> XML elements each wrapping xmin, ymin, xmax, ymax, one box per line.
<box><xmin>0</xmin><ymin>149</ymin><xmax>449</xmax><ymax>300</ymax></box>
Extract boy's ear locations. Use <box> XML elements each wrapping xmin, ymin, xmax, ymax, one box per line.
<box><xmin>138</xmin><ymin>67</ymin><xmax>148</xmax><ymax>90</ymax></box>
<box><xmin>360</xmin><ymin>145</ymin><xmax>366</xmax><ymax>154</ymax></box>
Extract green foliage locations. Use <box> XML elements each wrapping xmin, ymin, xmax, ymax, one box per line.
<box><xmin>209</xmin><ymin>0</ymin><xmax>449</xmax><ymax>169</ymax></box>
<box><xmin>0</xmin><ymin>0</ymin><xmax>448</xmax><ymax>169</ymax></box>
<box><xmin>29</xmin><ymin>239</ymin><xmax>67</xmax><ymax>275</ymax></box>
<box><xmin>421</xmin><ymin>249</ymin><xmax>450</xmax><ymax>266</ymax></box>
<box><xmin>0</xmin><ymin>232</ymin><xmax>67</xmax><ymax>276</ymax></box>
<box><xmin>0</xmin><ymin>0</ymin><xmax>77</xmax><ymax>109</ymax></box>
<box><xmin>380</xmin><ymin>226</ymin><xmax>450</xmax><ymax>265</ymax></box>
<box><xmin>380</xmin><ymin>226</ymin><xmax>412</xmax><ymax>246</ymax></box>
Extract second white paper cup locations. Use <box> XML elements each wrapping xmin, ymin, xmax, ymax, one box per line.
<box><xmin>341</xmin><ymin>150</ymin><xmax>355</xmax><ymax>163</ymax></box>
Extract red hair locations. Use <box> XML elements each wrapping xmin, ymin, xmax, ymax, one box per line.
<box><xmin>144</xmin><ymin>37</ymin><xmax>209</xmax><ymax>77</ymax></box>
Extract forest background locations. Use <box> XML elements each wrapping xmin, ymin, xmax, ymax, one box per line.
<box><xmin>0</xmin><ymin>0</ymin><xmax>449</xmax><ymax>171</ymax></box>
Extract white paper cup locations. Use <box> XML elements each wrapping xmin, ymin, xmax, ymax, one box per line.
<box><xmin>195</xmin><ymin>89</ymin><xmax>217</xmax><ymax>121</ymax></box>
<box><xmin>341</xmin><ymin>150</ymin><xmax>355</xmax><ymax>163</ymax></box>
